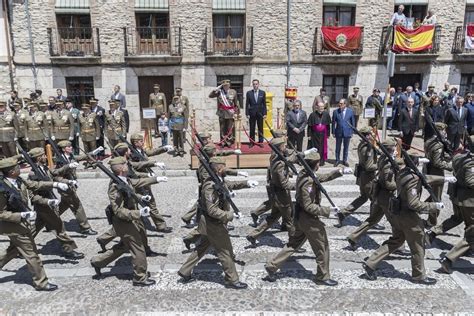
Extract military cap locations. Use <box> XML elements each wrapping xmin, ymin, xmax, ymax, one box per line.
<box><xmin>175</xmin><ymin>87</ymin><xmax>182</xmax><ymax>91</ymax></box>
<box><xmin>270</xmin><ymin>137</ymin><xmax>285</xmax><ymax>146</ymax></box>
<box><xmin>198</xmin><ymin>131</ymin><xmax>212</xmax><ymax>139</ymax></box>
<box><xmin>0</xmin><ymin>157</ymin><xmax>18</xmax><ymax>170</ymax></box>
<box><xmin>130</xmin><ymin>133</ymin><xmax>144</xmax><ymax>141</ymax></box>
<box><xmin>373</xmin><ymin>88</ymin><xmax>380</xmax><ymax>93</ymax></box>
<box><xmin>57</xmin><ymin>140</ymin><xmax>72</xmax><ymax>148</ymax></box>
<box><xmin>382</xmin><ymin>138</ymin><xmax>397</xmax><ymax>147</ymax></box>
<box><xmin>65</xmin><ymin>98</ymin><xmax>73</xmax><ymax>103</ymax></box>
<box><xmin>221</xmin><ymin>79</ymin><xmax>231</xmax><ymax>85</ymax></box>
<box><xmin>353</xmin><ymin>87</ymin><xmax>359</xmax><ymax>90</ymax></box>
<box><xmin>172</xmin><ymin>96</ymin><xmax>180</xmax><ymax>101</ymax></box>
<box><xmin>358</xmin><ymin>126</ymin><xmax>372</xmax><ymax>134</ymax></box>
<box><xmin>109</xmin><ymin>156</ymin><xmax>127</xmax><ymax>166</ymax></box>
<box><xmin>108</xmin><ymin>100</ymin><xmax>116</xmax><ymax>104</ymax></box>
<box><xmin>153</xmin><ymin>83</ymin><xmax>160</xmax><ymax>88</ymax></box>
<box><xmin>114</xmin><ymin>143</ymin><xmax>128</xmax><ymax>151</ymax></box>
<box><xmin>304</xmin><ymin>151</ymin><xmax>321</xmax><ymax>162</ymax></box>
<box><xmin>22</xmin><ymin>97</ymin><xmax>31</xmax><ymax>102</ymax></box>
<box><xmin>89</xmin><ymin>98</ymin><xmax>98</xmax><ymax>103</ymax></box>
<box><xmin>28</xmin><ymin>102</ymin><xmax>39</xmax><ymax>108</ymax></box>
<box><xmin>28</xmin><ymin>147</ymin><xmax>45</xmax><ymax>158</ymax></box>
<box><xmin>203</xmin><ymin>144</ymin><xmax>217</xmax><ymax>154</ymax></box>
<box><xmin>55</xmin><ymin>100</ymin><xmax>64</xmax><ymax>105</ymax></box>
<box><xmin>0</xmin><ymin>101</ymin><xmax>6</xmax><ymax>106</ymax></box>
<box><xmin>13</xmin><ymin>101</ymin><xmax>22</xmax><ymax>107</ymax></box>
<box><xmin>81</xmin><ymin>104</ymin><xmax>91</xmax><ymax>110</ymax></box>
<box><xmin>428</xmin><ymin>84</ymin><xmax>435</xmax><ymax>88</ymax></box>
<box><xmin>209</xmin><ymin>156</ymin><xmax>226</xmax><ymax>165</ymax></box>
<box><xmin>434</xmin><ymin>122</ymin><xmax>447</xmax><ymax>131</ymax></box>
<box><xmin>273</xmin><ymin>129</ymin><xmax>287</xmax><ymax>137</ymax></box>
<box><xmin>39</xmin><ymin>101</ymin><xmax>48</xmax><ymax>107</ymax></box>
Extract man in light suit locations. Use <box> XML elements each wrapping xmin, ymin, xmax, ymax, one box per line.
<box><xmin>332</xmin><ymin>98</ymin><xmax>354</xmax><ymax>167</ymax></box>
<box><xmin>445</xmin><ymin>96</ymin><xmax>468</xmax><ymax>150</ymax></box>
<box><xmin>286</xmin><ymin>100</ymin><xmax>307</xmax><ymax>151</ymax></box>
<box><xmin>111</xmin><ymin>85</ymin><xmax>129</xmax><ymax>133</ymax></box>
<box><xmin>398</xmin><ymin>97</ymin><xmax>419</xmax><ymax>150</ymax></box>
<box><xmin>245</xmin><ymin>79</ymin><xmax>267</xmax><ymax>148</ymax></box>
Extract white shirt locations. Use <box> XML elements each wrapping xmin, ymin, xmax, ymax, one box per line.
<box><xmin>118</xmin><ymin>175</ymin><xmax>128</xmax><ymax>183</ymax></box>
<box><xmin>391</xmin><ymin>12</ymin><xmax>406</xmax><ymax>26</ymax></box>
<box><xmin>6</xmin><ymin>177</ymin><xmax>18</xmax><ymax>189</ymax></box>
<box><xmin>254</xmin><ymin>89</ymin><xmax>259</xmax><ymax>102</ymax></box>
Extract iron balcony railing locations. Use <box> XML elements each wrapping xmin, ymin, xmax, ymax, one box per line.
<box><xmin>47</xmin><ymin>27</ymin><xmax>100</xmax><ymax>57</ymax></box>
<box><xmin>379</xmin><ymin>25</ymin><xmax>441</xmax><ymax>55</ymax></box>
<box><xmin>312</xmin><ymin>26</ymin><xmax>364</xmax><ymax>55</ymax></box>
<box><xmin>204</xmin><ymin>26</ymin><xmax>253</xmax><ymax>56</ymax></box>
<box><xmin>124</xmin><ymin>26</ymin><xmax>181</xmax><ymax>56</ymax></box>
<box><xmin>452</xmin><ymin>25</ymin><xmax>474</xmax><ymax>54</ymax></box>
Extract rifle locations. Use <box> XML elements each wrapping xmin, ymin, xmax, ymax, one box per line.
<box><xmin>39</xmin><ymin>126</ymin><xmax>68</xmax><ymax>166</ymax></box>
<box><xmin>189</xmin><ymin>126</ymin><xmax>210</xmax><ymax>161</ymax></box>
<box><xmin>106</xmin><ymin>138</ymin><xmax>120</xmax><ymax>157</ymax></box>
<box><xmin>0</xmin><ymin>177</ymin><xmax>35</xmax><ymax>216</ymax></box>
<box><xmin>112</xmin><ymin>129</ymin><xmax>155</xmax><ymax>176</ymax></box>
<box><xmin>263</xmin><ymin>119</ymin><xmax>277</xmax><ymax>138</ymax></box>
<box><xmin>347</xmin><ymin>122</ymin><xmax>382</xmax><ymax>155</ymax></box>
<box><xmin>258</xmin><ymin>130</ymin><xmax>298</xmax><ymax>175</ymax></box>
<box><xmin>401</xmin><ymin>149</ymin><xmax>439</xmax><ymax>202</ymax></box>
<box><xmin>185</xmin><ymin>138</ymin><xmax>240</xmax><ymax>216</ymax></box>
<box><xmin>425</xmin><ymin>109</ymin><xmax>453</xmax><ymax>156</ymax></box>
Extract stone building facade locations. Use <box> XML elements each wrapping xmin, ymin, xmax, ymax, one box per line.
<box><xmin>3</xmin><ymin>0</ymin><xmax>474</xmax><ymax>132</ymax></box>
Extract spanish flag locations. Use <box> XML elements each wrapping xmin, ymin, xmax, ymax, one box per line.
<box><xmin>393</xmin><ymin>25</ymin><xmax>435</xmax><ymax>53</ymax></box>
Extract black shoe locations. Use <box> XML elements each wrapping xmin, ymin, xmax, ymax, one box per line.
<box><xmin>246</xmin><ymin>235</ymin><xmax>257</xmax><ymax>248</ymax></box>
<box><xmin>224</xmin><ymin>281</ymin><xmax>248</xmax><ymax>290</ymax></box>
<box><xmin>295</xmin><ymin>248</ymin><xmax>306</xmax><ymax>253</ymax></box>
<box><xmin>343</xmin><ymin>161</ymin><xmax>350</xmax><ymax>167</ymax></box>
<box><xmin>393</xmin><ymin>248</ymin><xmax>411</xmax><ymax>256</ymax></box>
<box><xmin>157</xmin><ymin>227</ymin><xmax>173</xmax><ymax>233</ymax></box>
<box><xmin>81</xmin><ymin>228</ymin><xmax>98</xmax><ymax>236</ymax></box>
<box><xmin>334</xmin><ymin>161</ymin><xmax>340</xmax><ymax>167</ymax></box>
<box><xmin>336</xmin><ymin>212</ymin><xmax>345</xmax><ymax>228</ymax></box>
<box><xmin>35</xmin><ymin>283</ymin><xmax>58</xmax><ymax>291</ymax></box>
<box><xmin>145</xmin><ymin>248</ymin><xmax>160</xmax><ymax>257</ymax></box>
<box><xmin>183</xmin><ymin>238</ymin><xmax>192</xmax><ymax>251</ymax></box>
<box><xmin>372</xmin><ymin>223</ymin><xmax>385</xmax><ymax>230</ymax></box>
<box><xmin>411</xmin><ymin>277</ymin><xmax>437</xmax><ymax>285</ymax></box>
<box><xmin>133</xmin><ymin>278</ymin><xmax>156</xmax><ymax>287</ymax></box>
<box><xmin>96</xmin><ymin>238</ymin><xmax>107</xmax><ymax>253</ymax></box>
<box><xmin>257</xmin><ymin>143</ymin><xmax>264</xmax><ymax>148</ymax></box>
<box><xmin>424</xmin><ymin>230</ymin><xmax>437</xmax><ymax>247</ymax></box>
<box><xmin>248</xmin><ymin>143</ymin><xmax>254</xmax><ymax>148</ymax></box>
<box><xmin>438</xmin><ymin>257</ymin><xmax>453</xmax><ymax>274</ymax></box>
<box><xmin>64</xmin><ymin>250</ymin><xmax>85</xmax><ymax>260</ymax></box>
<box><xmin>314</xmin><ymin>279</ymin><xmax>338</xmax><ymax>286</ymax></box>
<box><xmin>91</xmin><ymin>262</ymin><xmax>102</xmax><ymax>279</ymax></box>
<box><xmin>362</xmin><ymin>262</ymin><xmax>377</xmax><ymax>280</ymax></box>
<box><xmin>347</xmin><ymin>238</ymin><xmax>358</xmax><ymax>251</ymax></box>
<box><xmin>178</xmin><ymin>271</ymin><xmax>195</xmax><ymax>284</ymax></box>
<box><xmin>250</xmin><ymin>213</ymin><xmax>259</xmax><ymax>227</ymax></box>
<box><xmin>262</xmin><ymin>266</ymin><xmax>277</xmax><ymax>282</ymax></box>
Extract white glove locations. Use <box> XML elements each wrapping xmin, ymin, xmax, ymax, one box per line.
<box><xmin>163</xmin><ymin>145</ymin><xmax>174</xmax><ymax>152</ymax></box>
<box><xmin>139</xmin><ymin>206</ymin><xmax>151</xmax><ymax>217</ymax></box>
<box><xmin>47</xmin><ymin>199</ymin><xmax>60</xmax><ymax>207</ymax></box>
<box><xmin>95</xmin><ymin>136</ymin><xmax>100</xmax><ymax>140</ymax></box>
<box><xmin>418</xmin><ymin>158</ymin><xmax>430</xmax><ymax>164</ymax></box>
<box><xmin>229</xmin><ymin>191</ymin><xmax>236</xmax><ymax>198</ymax></box>
<box><xmin>68</xmin><ymin>136</ymin><xmax>74</xmax><ymax>141</ymax></box>
<box><xmin>234</xmin><ymin>149</ymin><xmax>242</xmax><ymax>155</ymax></box>
<box><xmin>444</xmin><ymin>176</ymin><xmax>457</xmax><ymax>183</ymax></box>
<box><xmin>51</xmin><ymin>135</ymin><xmax>56</xmax><ymax>141</ymax></box>
<box><xmin>91</xmin><ymin>146</ymin><xmax>104</xmax><ymax>155</ymax></box>
<box><xmin>237</xmin><ymin>171</ymin><xmax>249</xmax><ymax>178</ymax></box>
<box><xmin>53</xmin><ymin>182</ymin><xmax>69</xmax><ymax>192</ymax></box>
<box><xmin>141</xmin><ymin>195</ymin><xmax>152</xmax><ymax>202</ymax></box>
<box><xmin>155</xmin><ymin>176</ymin><xmax>168</xmax><ymax>183</ymax></box>
<box><xmin>20</xmin><ymin>211</ymin><xmax>36</xmax><ymax>223</ymax></box>
<box><xmin>68</xmin><ymin>180</ymin><xmax>78</xmax><ymax>187</ymax></box>
<box><xmin>303</xmin><ymin>147</ymin><xmax>318</xmax><ymax>156</ymax></box>
<box><xmin>154</xmin><ymin>162</ymin><xmax>166</xmax><ymax>169</ymax></box>
<box><xmin>68</xmin><ymin>162</ymin><xmax>79</xmax><ymax>169</ymax></box>
<box><xmin>148</xmin><ymin>172</ymin><xmax>155</xmax><ymax>177</ymax></box>
<box><xmin>340</xmin><ymin>167</ymin><xmax>353</xmax><ymax>175</ymax></box>
<box><xmin>75</xmin><ymin>132</ymin><xmax>80</xmax><ymax>137</ymax></box>
<box><xmin>435</xmin><ymin>202</ymin><xmax>445</xmax><ymax>210</ymax></box>
<box><xmin>330</xmin><ymin>206</ymin><xmax>341</xmax><ymax>213</ymax></box>
<box><xmin>14</xmin><ymin>137</ymin><xmax>18</xmax><ymax>141</ymax></box>
<box><xmin>25</xmin><ymin>137</ymin><xmax>29</xmax><ymax>142</ymax></box>
<box><xmin>235</xmin><ymin>211</ymin><xmax>242</xmax><ymax>219</ymax></box>
<box><xmin>247</xmin><ymin>180</ymin><xmax>259</xmax><ymax>188</ymax></box>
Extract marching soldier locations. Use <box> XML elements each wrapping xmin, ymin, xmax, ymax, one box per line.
<box><xmin>178</xmin><ymin>156</ymin><xmax>255</xmax><ymax>289</ymax></box>
<box><xmin>348</xmin><ymin>87</ymin><xmax>364</xmax><ymax>128</ymax></box>
<box><xmin>169</xmin><ymin>95</ymin><xmax>189</xmax><ymax>157</ymax></box>
<box><xmin>52</xmin><ymin>140</ymin><xmax>98</xmax><ymax>235</ymax></box>
<box><xmin>90</xmin><ymin>156</ymin><xmax>156</xmax><ymax>286</ymax></box>
<box><xmin>79</xmin><ymin>103</ymin><xmax>100</xmax><ymax>156</ymax></box>
<box><xmin>263</xmin><ymin>151</ymin><xmax>342</xmax><ymax>286</ymax></box>
<box><xmin>149</xmin><ymin>83</ymin><xmax>167</xmax><ymax>137</ymax></box>
<box><xmin>51</xmin><ymin>100</ymin><xmax>74</xmax><ymax>143</ymax></box>
<box><xmin>13</xmin><ymin>101</ymin><xmax>29</xmax><ymax>151</ymax></box>
<box><xmin>338</xmin><ymin>126</ymin><xmax>379</xmax><ymax>228</ymax></box>
<box><xmin>105</xmin><ymin>100</ymin><xmax>127</xmax><ymax>149</ymax></box>
<box><xmin>209</xmin><ymin>79</ymin><xmax>240</xmax><ymax>148</ymax></box>
<box><xmin>0</xmin><ymin>101</ymin><xmax>18</xmax><ymax>158</ymax></box>
<box><xmin>26</xmin><ymin>102</ymin><xmax>48</xmax><ymax>150</ymax></box>
<box><xmin>0</xmin><ymin>157</ymin><xmax>58</xmax><ymax>291</ymax></box>
<box><xmin>362</xmin><ymin>154</ymin><xmax>449</xmax><ymax>285</ymax></box>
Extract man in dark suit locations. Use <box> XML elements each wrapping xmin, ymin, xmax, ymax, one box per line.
<box><xmin>111</xmin><ymin>85</ymin><xmax>129</xmax><ymax>133</ymax></box>
<box><xmin>398</xmin><ymin>97</ymin><xmax>419</xmax><ymax>150</ymax></box>
<box><xmin>332</xmin><ymin>98</ymin><xmax>355</xmax><ymax>167</ymax></box>
<box><xmin>445</xmin><ymin>96</ymin><xmax>468</xmax><ymax>150</ymax></box>
<box><xmin>56</xmin><ymin>89</ymin><xmax>67</xmax><ymax>102</ymax></box>
<box><xmin>286</xmin><ymin>100</ymin><xmax>307</xmax><ymax>151</ymax></box>
<box><xmin>245</xmin><ymin>79</ymin><xmax>267</xmax><ymax>148</ymax></box>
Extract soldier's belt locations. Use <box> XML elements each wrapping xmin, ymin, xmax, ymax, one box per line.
<box><xmin>29</xmin><ymin>127</ymin><xmax>41</xmax><ymax>130</ymax></box>
<box><xmin>218</xmin><ymin>104</ymin><xmax>235</xmax><ymax>111</ymax></box>
<box><xmin>0</xmin><ymin>127</ymin><xmax>14</xmax><ymax>130</ymax></box>
<box><xmin>56</xmin><ymin>126</ymin><xmax>70</xmax><ymax>130</ymax></box>
<box><xmin>82</xmin><ymin>128</ymin><xmax>95</xmax><ymax>132</ymax></box>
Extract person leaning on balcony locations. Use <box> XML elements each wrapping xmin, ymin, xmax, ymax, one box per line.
<box><xmin>390</xmin><ymin>5</ymin><xmax>406</xmax><ymax>26</ymax></box>
<box><xmin>422</xmin><ymin>10</ymin><xmax>436</xmax><ymax>25</ymax></box>
<box><xmin>149</xmin><ymin>83</ymin><xmax>167</xmax><ymax>138</ymax></box>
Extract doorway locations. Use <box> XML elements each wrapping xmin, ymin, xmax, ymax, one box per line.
<box><xmin>389</xmin><ymin>73</ymin><xmax>422</xmax><ymax>91</ymax></box>
<box><xmin>138</xmin><ymin>76</ymin><xmax>174</xmax><ymax>129</ymax></box>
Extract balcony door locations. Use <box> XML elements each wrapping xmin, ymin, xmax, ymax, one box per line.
<box><xmin>136</xmin><ymin>13</ymin><xmax>170</xmax><ymax>55</ymax></box>
<box><xmin>56</xmin><ymin>14</ymin><xmax>92</xmax><ymax>55</ymax></box>
<box><xmin>213</xmin><ymin>14</ymin><xmax>245</xmax><ymax>53</ymax></box>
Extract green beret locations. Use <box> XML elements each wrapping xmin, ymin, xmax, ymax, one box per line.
<box><xmin>57</xmin><ymin>140</ymin><xmax>72</xmax><ymax>148</ymax></box>
<box><xmin>273</xmin><ymin>129</ymin><xmax>287</xmax><ymax>137</ymax></box>
<box><xmin>209</xmin><ymin>156</ymin><xmax>226</xmax><ymax>165</ymax></box>
<box><xmin>28</xmin><ymin>147</ymin><xmax>45</xmax><ymax>158</ymax></box>
<box><xmin>382</xmin><ymin>138</ymin><xmax>397</xmax><ymax>147</ymax></box>
<box><xmin>130</xmin><ymin>133</ymin><xmax>144</xmax><ymax>141</ymax></box>
<box><xmin>304</xmin><ymin>151</ymin><xmax>321</xmax><ymax>162</ymax></box>
<box><xmin>113</xmin><ymin>143</ymin><xmax>129</xmax><ymax>151</ymax></box>
<box><xmin>198</xmin><ymin>131</ymin><xmax>212</xmax><ymax>139</ymax></box>
<box><xmin>434</xmin><ymin>122</ymin><xmax>447</xmax><ymax>131</ymax></box>
<box><xmin>203</xmin><ymin>144</ymin><xmax>216</xmax><ymax>154</ymax></box>
<box><xmin>270</xmin><ymin>137</ymin><xmax>285</xmax><ymax>146</ymax></box>
<box><xmin>358</xmin><ymin>126</ymin><xmax>372</xmax><ymax>135</ymax></box>
<box><xmin>0</xmin><ymin>158</ymin><xmax>18</xmax><ymax>170</ymax></box>
<box><xmin>108</xmin><ymin>156</ymin><xmax>127</xmax><ymax>166</ymax></box>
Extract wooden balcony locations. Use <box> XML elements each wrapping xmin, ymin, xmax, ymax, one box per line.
<box><xmin>203</xmin><ymin>26</ymin><xmax>253</xmax><ymax>63</ymax></box>
<box><xmin>47</xmin><ymin>27</ymin><xmax>101</xmax><ymax>64</ymax></box>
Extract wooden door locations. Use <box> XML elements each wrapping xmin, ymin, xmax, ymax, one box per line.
<box><xmin>138</xmin><ymin>76</ymin><xmax>174</xmax><ymax>129</ymax></box>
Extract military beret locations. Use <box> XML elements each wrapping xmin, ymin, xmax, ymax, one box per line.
<box><xmin>81</xmin><ymin>104</ymin><xmax>91</xmax><ymax>109</ymax></box>
<box><xmin>113</xmin><ymin>142</ymin><xmax>128</xmax><ymax>151</ymax></box>
<box><xmin>203</xmin><ymin>144</ymin><xmax>216</xmax><ymax>154</ymax></box>
<box><xmin>209</xmin><ymin>156</ymin><xmax>226</xmax><ymax>165</ymax></box>
<box><xmin>434</xmin><ymin>122</ymin><xmax>447</xmax><ymax>131</ymax></box>
<box><xmin>28</xmin><ymin>147</ymin><xmax>45</xmax><ymax>158</ymax></box>
<box><xmin>304</xmin><ymin>151</ymin><xmax>321</xmax><ymax>162</ymax></box>
<box><xmin>0</xmin><ymin>157</ymin><xmax>18</xmax><ymax>170</ymax></box>
<box><xmin>221</xmin><ymin>79</ymin><xmax>231</xmax><ymax>85</ymax></box>
<box><xmin>407</xmin><ymin>149</ymin><xmax>423</xmax><ymax>158</ymax></box>
<box><xmin>198</xmin><ymin>131</ymin><xmax>212</xmax><ymax>139</ymax></box>
<box><xmin>382</xmin><ymin>138</ymin><xmax>397</xmax><ymax>147</ymax></box>
<box><xmin>130</xmin><ymin>133</ymin><xmax>144</xmax><ymax>141</ymax></box>
<box><xmin>358</xmin><ymin>126</ymin><xmax>372</xmax><ymax>134</ymax></box>
<box><xmin>273</xmin><ymin>129</ymin><xmax>287</xmax><ymax>137</ymax></box>
<box><xmin>57</xmin><ymin>140</ymin><xmax>72</xmax><ymax>148</ymax></box>
<box><xmin>270</xmin><ymin>137</ymin><xmax>285</xmax><ymax>146</ymax></box>
<box><xmin>109</xmin><ymin>156</ymin><xmax>127</xmax><ymax>166</ymax></box>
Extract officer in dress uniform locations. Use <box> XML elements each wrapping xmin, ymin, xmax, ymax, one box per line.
<box><xmin>51</xmin><ymin>100</ymin><xmax>74</xmax><ymax>144</ymax></box>
<box><xmin>26</xmin><ymin>102</ymin><xmax>48</xmax><ymax>150</ymax></box>
<box><xmin>348</xmin><ymin>87</ymin><xmax>364</xmax><ymax>128</ymax></box>
<box><xmin>149</xmin><ymin>83</ymin><xmax>167</xmax><ymax>137</ymax></box>
<box><xmin>105</xmin><ymin>100</ymin><xmax>127</xmax><ymax>150</ymax></box>
<box><xmin>169</xmin><ymin>95</ymin><xmax>189</xmax><ymax>157</ymax></box>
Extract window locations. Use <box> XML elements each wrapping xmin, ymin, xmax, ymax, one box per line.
<box><xmin>55</xmin><ymin>0</ymin><xmax>89</xmax><ymax>13</ymax></box>
<box><xmin>213</xmin><ymin>14</ymin><xmax>245</xmax><ymax>39</ymax></box>
<box><xmin>460</xmin><ymin>74</ymin><xmax>474</xmax><ymax>97</ymax></box>
<box><xmin>135</xmin><ymin>0</ymin><xmax>168</xmax><ymax>12</ymax></box>
<box><xmin>323</xmin><ymin>75</ymin><xmax>349</xmax><ymax>106</ymax></box>
<box><xmin>393</xmin><ymin>4</ymin><xmax>427</xmax><ymax>26</ymax></box>
<box><xmin>212</xmin><ymin>0</ymin><xmax>245</xmax><ymax>13</ymax></box>
<box><xmin>216</xmin><ymin>75</ymin><xmax>243</xmax><ymax>108</ymax></box>
<box><xmin>56</xmin><ymin>14</ymin><xmax>93</xmax><ymax>55</ymax></box>
<box><xmin>323</xmin><ymin>6</ymin><xmax>356</xmax><ymax>26</ymax></box>
<box><xmin>66</xmin><ymin>77</ymin><xmax>94</xmax><ymax>108</ymax></box>
<box><xmin>465</xmin><ymin>6</ymin><xmax>474</xmax><ymax>25</ymax></box>
<box><xmin>136</xmin><ymin>13</ymin><xmax>169</xmax><ymax>39</ymax></box>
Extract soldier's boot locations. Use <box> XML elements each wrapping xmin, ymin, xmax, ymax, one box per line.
<box><xmin>438</xmin><ymin>257</ymin><xmax>453</xmax><ymax>274</ymax></box>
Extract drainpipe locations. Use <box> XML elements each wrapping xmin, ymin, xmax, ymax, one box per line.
<box><xmin>286</xmin><ymin>0</ymin><xmax>291</xmax><ymax>86</ymax></box>
<box><xmin>24</xmin><ymin>0</ymin><xmax>37</xmax><ymax>89</ymax></box>
<box><xmin>3</xmin><ymin>0</ymin><xmax>14</xmax><ymax>90</ymax></box>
